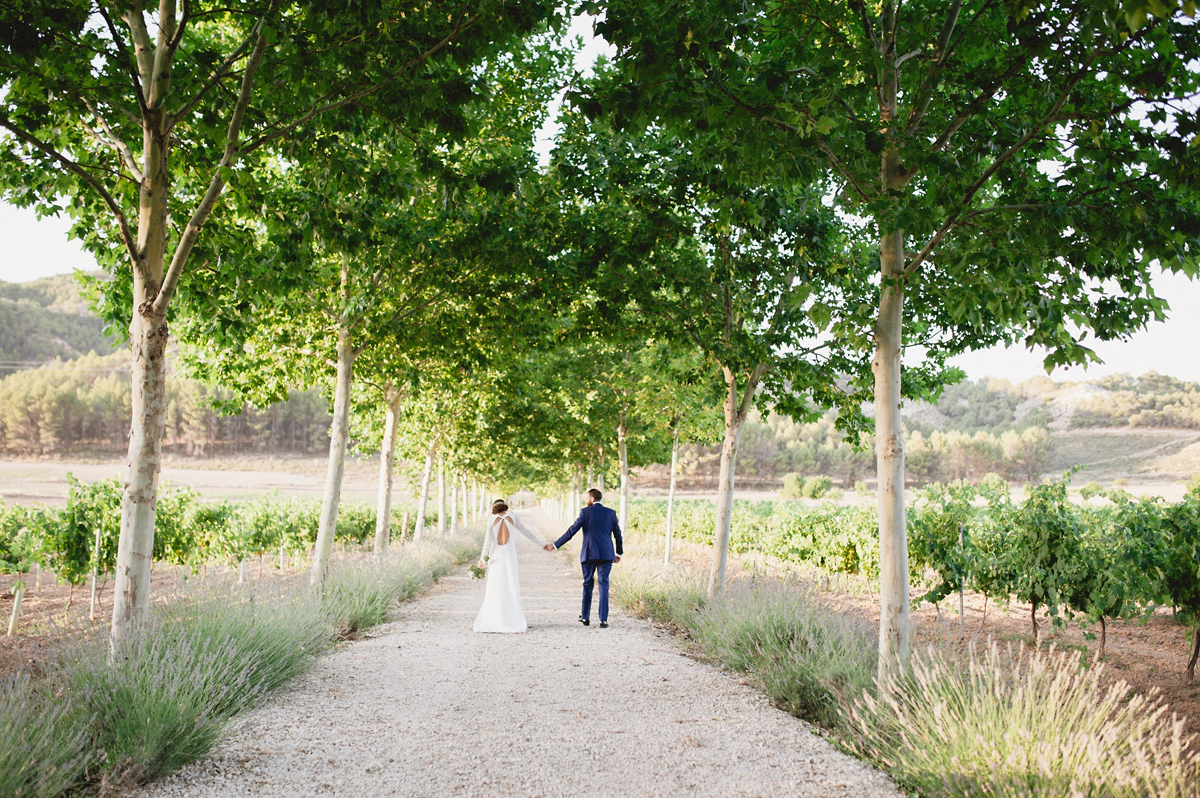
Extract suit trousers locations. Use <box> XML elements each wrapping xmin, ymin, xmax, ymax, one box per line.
<box><xmin>580</xmin><ymin>560</ymin><xmax>613</xmax><ymax>623</ymax></box>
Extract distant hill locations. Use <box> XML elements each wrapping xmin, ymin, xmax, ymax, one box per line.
<box><xmin>899</xmin><ymin>374</ymin><xmax>1200</xmax><ymax>483</ymax></box>
<box><xmin>0</xmin><ymin>274</ymin><xmax>116</xmax><ymax>371</ymax></box>
<box><xmin>903</xmin><ymin>373</ymin><xmax>1200</xmax><ymax>433</ymax></box>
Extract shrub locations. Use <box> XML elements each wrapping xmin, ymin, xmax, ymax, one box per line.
<box><xmin>781</xmin><ymin>473</ymin><xmax>806</xmax><ymax>499</ymax></box>
<box><xmin>802</xmin><ymin>475</ymin><xmax>833</xmax><ymax>499</ymax></box>
<box><xmin>321</xmin><ymin>544</ymin><xmax>452</xmax><ymax>637</ymax></box>
<box><xmin>0</xmin><ymin>674</ymin><xmax>88</xmax><ymax>798</ymax></box>
<box><xmin>63</xmin><ymin>582</ymin><xmax>330</xmax><ymax>787</ymax></box>
<box><xmin>850</xmin><ymin>644</ymin><xmax>1200</xmax><ymax>798</ymax></box>
<box><xmin>613</xmin><ymin>558</ymin><xmax>874</xmax><ymax>729</ymax></box>
<box><xmin>0</xmin><ymin>537</ymin><xmax>464</xmax><ymax>793</ymax></box>
<box><xmin>1113</xmin><ymin>477</ymin><xmax>1129</xmax><ymax>487</ymax></box>
<box><xmin>689</xmin><ymin>578</ymin><xmax>876</xmax><ymax>728</ymax></box>
<box><xmin>1006</xmin><ymin>476</ymin><xmax>1083</xmax><ymax>639</ymax></box>
<box><xmin>611</xmin><ymin>556</ymin><xmax>707</xmax><ymax>629</ymax></box>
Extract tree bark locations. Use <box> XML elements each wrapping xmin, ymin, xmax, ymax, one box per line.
<box><xmin>450</xmin><ymin>477</ymin><xmax>459</xmax><ymax>535</ymax></box>
<box><xmin>664</xmin><ymin>418</ymin><xmax>680</xmax><ymax>566</ymax></box>
<box><xmin>437</xmin><ymin>457</ymin><xmax>446</xmax><ymax>536</ymax></box>
<box><xmin>373</xmin><ymin>384</ymin><xmax>404</xmax><ymax>556</ymax></box>
<box><xmin>874</xmin><ymin>169</ymin><xmax>912</xmax><ymax>684</ymax></box>
<box><xmin>111</xmin><ymin>304</ymin><xmax>169</xmax><ymax>647</ymax></box>
<box><xmin>617</xmin><ymin>415</ymin><xmax>630</xmax><ymax>533</ymax></box>
<box><xmin>311</xmin><ymin>322</ymin><xmax>356</xmax><ymax>585</ymax></box>
<box><xmin>1099</xmin><ymin>616</ymin><xmax>1107</xmax><ymax>660</ymax></box>
<box><xmin>707</xmin><ymin>365</ymin><xmax>762</xmax><ymax>597</ymax></box>
<box><xmin>413</xmin><ymin>438</ymin><xmax>437</xmax><ymax>542</ymax></box>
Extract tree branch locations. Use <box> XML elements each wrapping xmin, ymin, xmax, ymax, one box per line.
<box><xmin>80</xmin><ymin>97</ymin><xmax>144</xmax><ymax>182</ymax></box>
<box><xmin>97</xmin><ymin>2</ymin><xmax>149</xmax><ymax>114</ymax></box>
<box><xmin>169</xmin><ymin>8</ymin><xmax>265</xmax><ymax>124</ymax></box>
<box><xmin>905</xmin><ymin>40</ymin><xmax>1115</xmax><ymax>276</ymax></box>
<box><xmin>0</xmin><ymin>115</ymin><xmax>137</xmax><ymax>265</ymax></box>
<box><xmin>904</xmin><ymin>0</ymin><xmax>963</xmax><ymax>135</ymax></box>
<box><xmin>152</xmin><ymin>1</ymin><xmax>278</xmax><ymax>316</ymax></box>
<box><xmin>166</xmin><ymin>0</ymin><xmax>191</xmax><ymax>52</ymax></box>
<box><xmin>120</xmin><ymin>3</ymin><xmax>156</xmax><ymax>101</ymax></box>
<box><xmin>848</xmin><ymin>0</ymin><xmax>880</xmax><ymax>50</ymax></box>
<box><xmin>241</xmin><ymin>14</ymin><xmax>480</xmax><ymax>156</ymax></box>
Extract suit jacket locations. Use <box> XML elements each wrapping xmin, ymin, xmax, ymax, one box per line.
<box><xmin>554</xmin><ymin>502</ymin><xmax>623</xmax><ymax>563</ymax></box>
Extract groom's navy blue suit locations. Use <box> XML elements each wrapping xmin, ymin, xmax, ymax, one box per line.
<box><xmin>553</xmin><ymin>502</ymin><xmax>623</xmax><ymax>624</ymax></box>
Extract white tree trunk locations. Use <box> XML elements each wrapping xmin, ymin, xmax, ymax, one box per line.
<box><xmin>450</xmin><ymin>478</ymin><xmax>459</xmax><ymax>535</ymax></box>
<box><xmin>437</xmin><ymin>457</ymin><xmax>446</xmax><ymax>536</ymax></box>
<box><xmin>571</xmin><ymin>471</ymin><xmax>580</xmax><ymax>518</ymax></box>
<box><xmin>875</xmin><ymin>224</ymin><xmax>910</xmax><ymax>682</ymax></box>
<box><xmin>618</xmin><ymin>418</ymin><xmax>631</xmax><ymax>533</ymax></box>
<box><xmin>707</xmin><ymin>366</ymin><xmax>761</xmax><ymax>597</ymax></box>
<box><xmin>587</xmin><ymin>465</ymin><xmax>595</xmax><ymax>491</ymax></box>
<box><xmin>374</xmin><ymin>385</ymin><xmax>403</xmax><ymax>555</ymax></box>
<box><xmin>111</xmin><ymin>305</ymin><xmax>169</xmax><ymax>648</ymax></box>
<box><xmin>664</xmin><ymin>419</ymin><xmax>680</xmax><ymax>565</ymax></box>
<box><xmin>413</xmin><ymin>439</ymin><xmax>436</xmax><ymax>542</ymax></box>
<box><xmin>312</xmin><ymin>324</ymin><xmax>355</xmax><ymax>585</ymax></box>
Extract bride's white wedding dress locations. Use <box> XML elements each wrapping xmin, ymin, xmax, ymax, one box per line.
<box><xmin>473</xmin><ymin>512</ymin><xmax>547</xmax><ymax>634</ymax></box>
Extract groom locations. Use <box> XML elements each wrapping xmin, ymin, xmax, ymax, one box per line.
<box><xmin>544</xmin><ymin>488</ymin><xmax>623</xmax><ymax>628</ymax></box>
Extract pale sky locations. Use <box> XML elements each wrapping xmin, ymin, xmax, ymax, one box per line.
<box><xmin>3</xmin><ymin>14</ymin><xmax>1197</xmax><ymax>386</ymax></box>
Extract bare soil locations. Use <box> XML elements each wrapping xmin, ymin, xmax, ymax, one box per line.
<box><xmin>798</xmin><ymin>564</ymin><xmax>1200</xmax><ymax>744</ymax></box>
<box><xmin>0</xmin><ymin>455</ymin><xmax>388</xmax><ymax>507</ymax></box>
<box><xmin>1049</xmin><ymin>427</ymin><xmax>1200</xmax><ymax>486</ymax></box>
<box><xmin>655</xmin><ymin>540</ymin><xmax>1200</xmax><ymax>745</ymax></box>
<box><xmin>0</xmin><ymin>555</ymin><xmax>327</xmax><ymax>679</ymax></box>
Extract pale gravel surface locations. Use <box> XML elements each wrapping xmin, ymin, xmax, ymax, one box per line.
<box><xmin>136</xmin><ymin>510</ymin><xmax>899</xmax><ymax>798</ymax></box>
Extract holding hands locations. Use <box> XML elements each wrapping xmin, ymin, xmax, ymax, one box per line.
<box><xmin>543</xmin><ymin>543</ymin><xmax>555</xmax><ymax>552</ymax></box>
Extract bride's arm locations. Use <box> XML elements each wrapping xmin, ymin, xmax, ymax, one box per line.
<box><xmin>511</xmin><ymin>515</ymin><xmax>547</xmax><ymax>548</ymax></box>
<box><xmin>480</xmin><ymin>520</ymin><xmax>494</xmax><ymax>563</ymax></box>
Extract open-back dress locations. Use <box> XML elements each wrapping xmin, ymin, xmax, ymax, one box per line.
<box><xmin>473</xmin><ymin>512</ymin><xmax>547</xmax><ymax>634</ymax></box>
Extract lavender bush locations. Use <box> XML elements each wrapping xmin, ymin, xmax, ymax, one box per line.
<box><xmin>0</xmin><ymin>534</ymin><xmax>477</xmax><ymax>794</ymax></box>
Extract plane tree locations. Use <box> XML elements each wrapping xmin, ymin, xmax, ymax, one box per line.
<box><xmin>0</xmin><ymin>0</ymin><xmax>558</xmax><ymax>643</ymax></box>
<box><xmin>584</xmin><ymin>0</ymin><xmax>1200</xmax><ymax>676</ymax></box>
<box><xmin>176</xmin><ymin>32</ymin><xmax>572</xmax><ymax>577</ymax></box>
<box><xmin>553</xmin><ymin>113</ymin><xmax>896</xmax><ymax>595</ymax></box>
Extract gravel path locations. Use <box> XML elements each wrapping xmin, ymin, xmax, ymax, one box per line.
<box><xmin>137</xmin><ymin>510</ymin><xmax>899</xmax><ymax>798</ymax></box>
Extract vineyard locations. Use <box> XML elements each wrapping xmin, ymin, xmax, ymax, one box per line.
<box><xmin>0</xmin><ymin>477</ymin><xmax>435</xmax><ymax>593</ymax></box>
<box><xmin>628</xmin><ymin>477</ymin><xmax>1200</xmax><ymax>679</ymax></box>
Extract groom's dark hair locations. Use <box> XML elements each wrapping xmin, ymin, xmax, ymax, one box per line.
<box><xmin>587</xmin><ymin>488</ymin><xmax>602</xmax><ymax>502</ymax></box>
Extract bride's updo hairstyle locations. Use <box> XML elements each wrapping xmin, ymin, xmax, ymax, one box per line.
<box><xmin>491</xmin><ymin>499</ymin><xmax>509</xmax><ymax>514</ymax></box>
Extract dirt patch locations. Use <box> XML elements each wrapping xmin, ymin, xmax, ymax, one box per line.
<box><xmin>0</xmin><ymin>552</ymin><xmax>354</xmax><ymax>679</ymax></box>
<box><xmin>817</xmin><ymin>576</ymin><xmax>1200</xmax><ymax>745</ymax></box>
<box><xmin>0</xmin><ymin>456</ymin><xmax>392</xmax><ymax>507</ymax></box>
<box><xmin>661</xmin><ymin>543</ymin><xmax>1200</xmax><ymax>746</ymax></box>
<box><xmin>1049</xmin><ymin>427</ymin><xmax>1200</xmax><ymax>484</ymax></box>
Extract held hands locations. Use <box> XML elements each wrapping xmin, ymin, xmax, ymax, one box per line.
<box><xmin>543</xmin><ymin>544</ymin><xmax>555</xmax><ymax>552</ymax></box>
<box><xmin>615</xmin><ymin>556</ymin><xmax>621</xmax><ymax>563</ymax></box>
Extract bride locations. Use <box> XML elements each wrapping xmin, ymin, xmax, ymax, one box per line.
<box><xmin>473</xmin><ymin>499</ymin><xmax>550</xmax><ymax>634</ymax></box>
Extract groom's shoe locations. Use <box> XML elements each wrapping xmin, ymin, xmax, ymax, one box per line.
<box><xmin>579</xmin><ymin>616</ymin><xmax>590</xmax><ymax>627</ymax></box>
<box><xmin>599</xmin><ymin>621</ymin><xmax>609</xmax><ymax>628</ymax></box>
